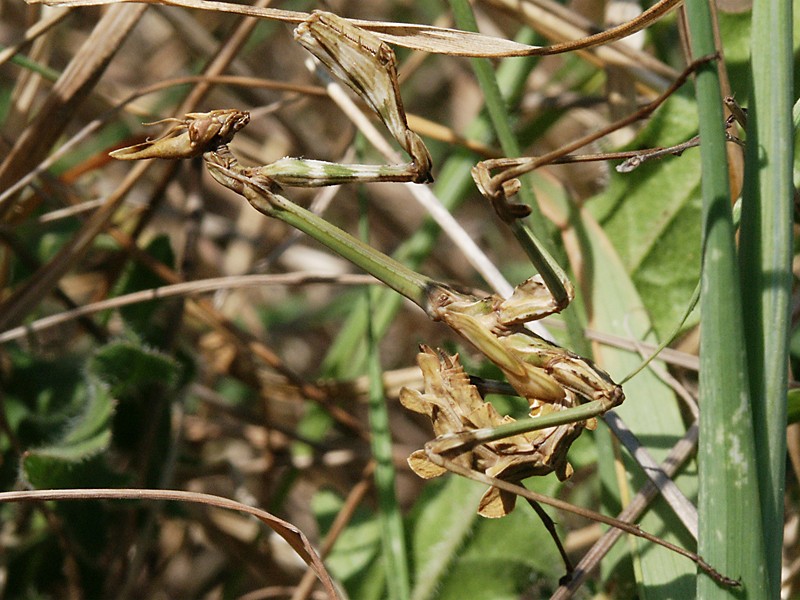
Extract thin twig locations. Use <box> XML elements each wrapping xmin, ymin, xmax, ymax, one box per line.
<box><xmin>0</xmin><ymin>488</ymin><xmax>341</xmax><ymax>600</ymax></box>
<box><xmin>425</xmin><ymin>450</ymin><xmax>738</xmax><ymax>588</ymax></box>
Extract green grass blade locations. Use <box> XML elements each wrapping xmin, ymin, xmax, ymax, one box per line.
<box><xmin>1</xmin><ymin>49</ymin><xmax>61</xmax><ymax>82</ymax></box>
<box><xmin>409</xmin><ymin>477</ymin><xmax>484</xmax><ymax>600</ymax></box>
<box><xmin>684</xmin><ymin>0</ymin><xmax>769</xmax><ymax>595</ymax></box>
<box><xmin>361</xmin><ymin>196</ymin><xmax>410</xmax><ymax>600</ymax></box>
<box><xmin>738</xmin><ymin>0</ymin><xmax>793</xmax><ymax>593</ymax></box>
<box><xmin>447</xmin><ymin>0</ymin><xmax>568</xmax><ymax>300</ymax></box>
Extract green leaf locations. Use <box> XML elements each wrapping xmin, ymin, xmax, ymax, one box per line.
<box><xmin>88</xmin><ymin>339</ymin><xmax>181</xmax><ymax>399</ymax></box>
<box><xmin>591</xmin><ymin>220</ymin><xmax>696</xmax><ymax>598</ymax></box>
<box><xmin>738</xmin><ymin>0</ymin><xmax>794</xmax><ymax>592</ymax></box>
<box><xmin>408</xmin><ymin>477</ymin><xmax>484</xmax><ymax>600</ymax></box>
<box><xmin>408</xmin><ymin>475</ymin><xmax>563</xmax><ymax>600</ymax></box>
<box><xmin>685</xmin><ymin>0</ymin><xmax>770</xmax><ymax>595</ymax></box>
<box><xmin>22</xmin><ymin>452</ymin><xmax>125</xmax><ymax>489</ymax></box>
<box><xmin>788</xmin><ymin>388</ymin><xmax>800</xmax><ymax>425</ymax></box>
<box><xmin>548</xmin><ymin>186</ymin><xmax>697</xmax><ymax>596</ymax></box>
<box><xmin>21</xmin><ymin>379</ymin><xmax>117</xmax><ymax>488</ymax></box>
<box><xmin>113</xmin><ymin>235</ymin><xmax>175</xmax><ymax>338</ymax></box>
<box><xmin>715</xmin><ymin>12</ymin><xmax>753</xmax><ymax>102</ymax></box>
<box><xmin>591</xmin><ymin>94</ymin><xmax>702</xmax><ymax>338</ymax></box>
<box><xmin>312</xmin><ymin>489</ymin><xmax>385</xmax><ymax>599</ymax></box>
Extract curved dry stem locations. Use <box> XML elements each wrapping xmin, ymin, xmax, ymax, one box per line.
<box><xmin>27</xmin><ymin>0</ymin><xmax>683</xmax><ymax>59</ymax></box>
<box><xmin>0</xmin><ymin>488</ymin><xmax>341</xmax><ymax>599</ymax></box>
<box><xmin>472</xmin><ymin>53</ymin><xmax>718</xmax><ymax>206</ymax></box>
<box><xmin>424</xmin><ymin>450</ymin><xmax>739</xmax><ymax>589</ymax></box>
<box><xmin>0</xmin><ymin>273</ymin><xmax>377</xmax><ymax>345</ymax></box>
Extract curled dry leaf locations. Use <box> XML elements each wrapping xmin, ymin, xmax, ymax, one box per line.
<box><xmin>25</xmin><ymin>0</ymin><xmax>683</xmax><ymax>58</ymax></box>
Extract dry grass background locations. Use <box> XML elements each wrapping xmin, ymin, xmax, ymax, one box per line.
<box><xmin>0</xmin><ymin>0</ymin><xmax>798</xmax><ymax>599</ymax></box>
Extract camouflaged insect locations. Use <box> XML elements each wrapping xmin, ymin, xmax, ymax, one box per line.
<box><xmin>109</xmin><ymin>10</ymin><xmax>625</xmax><ymax>519</ymax></box>
<box><xmin>398</xmin><ymin>274</ymin><xmax>623</xmax><ymax>518</ymax></box>
<box><xmin>426</xmin><ymin>277</ymin><xmax>623</xmax><ymax>418</ymax></box>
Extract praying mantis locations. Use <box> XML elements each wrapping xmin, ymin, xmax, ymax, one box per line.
<box><xmin>110</xmin><ymin>9</ymin><xmax>737</xmax><ymax>587</ymax></box>
<box><xmin>112</xmin><ymin>8</ymin><xmax>623</xmax><ymax>510</ymax></box>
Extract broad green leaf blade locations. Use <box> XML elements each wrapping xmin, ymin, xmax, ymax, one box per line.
<box><xmin>88</xmin><ymin>339</ymin><xmax>181</xmax><ymax>398</ymax></box>
<box><xmin>408</xmin><ymin>476</ymin><xmax>564</xmax><ymax>600</ymax></box>
<box><xmin>312</xmin><ymin>489</ymin><xmax>386</xmax><ymax>600</ymax></box>
<box><xmin>113</xmin><ymin>235</ymin><xmax>175</xmax><ymax>337</ymax></box>
<box><xmin>565</xmin><ymin>205</ymin><xmax>697</xmax><ymax>598</ymax></box>
<box><xmin>22</xmin><ymin>379</ymin><xmax>114</xmax><ymax>462</ymax></box>
<box><xmin>409</xmin><ymin>477</ymin><xmax>484</xmax><ymax>600</ymax></box>
<box><xmin>590</xmin><ymin>95</ymin><xmax>703</xmax><ymax>338</ymax></box>
<box><xmin>21</xmin><ymin>379</ymin><xmax>117</xmax><ymax>488</ymax></box>
<box><xmin>739</xmin><ymin>0</ymin><xmax>794</xmax><ymax>592</ymax></box>
<box><xmin>788</xmin><ymin>388</ymin><xmax>800</xmax><ymax>425</ymax></box>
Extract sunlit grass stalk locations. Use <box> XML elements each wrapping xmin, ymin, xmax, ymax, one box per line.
<box><xmin>361</xmin><ymin>195</ymin><xmax>411</xmax><ymax>600</ymax></box>
<box><xmin>684</xmin><ymin>0</ymin><xmax>769</xmax><ymax>595</ymax></box>
<box><xmin>447</xmin><ymin>2</ymin><xmax>553</xmax><ymax>253</ymax></box>
<box><xmin>738</xmin><ymin>0</ymin><xmax>793</xmax><ymax>593</ymax></box>
<box><xmin>447</xmin><ymin>0</ymin><xmax>580</xmax><ymax>330</ymax></box>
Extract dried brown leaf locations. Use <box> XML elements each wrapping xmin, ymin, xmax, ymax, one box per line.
<box><xmin>26</xmin><ymin>0</ymin><xmax>683</xmax><ymax>58</ymax></box>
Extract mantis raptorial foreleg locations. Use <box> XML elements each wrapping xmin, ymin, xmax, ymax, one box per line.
<box><xmin>112</xmin><ymin>11</ymin><xmax>432</xmax><ymax>188</ymax></box>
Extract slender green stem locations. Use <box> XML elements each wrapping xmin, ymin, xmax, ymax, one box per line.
<box><xmin>448</xmin><ymin>0</ymin><xmax>575</xmax><ymax>316</ymax></box>
<box><xmin>361</xmin><ymin>197</ymin><xmax>410</xmax><ymax>600</ymax></box>
<box><xmin>433</xmin><ymin>399</ymin><xmax>610</xmax><ymax>451</ymax></box>
<box><xmin>3</xmin><ymin>50</ymin><xmax>61</xmax><ymax>81</ymax></box>
<box><xmin>621</xmin><ymin>282</ymin><xmax>700</xmax><ymax>384</ymax></box>
<box><xmin>621</xmin><ymin>197</ymin><xmax>740</xmax><ymax>384</ymax></box>
<box><xmin>684</xmin><ymin>0</ymin><xmax>768</xmax><ymax>595</ymax></box>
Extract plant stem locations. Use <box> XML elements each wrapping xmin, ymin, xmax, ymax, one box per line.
<box><xmin>683</xmin><ymin>0</ymin><xmax>769</xmax><ymax>595</ymax></box>
<box><xmin>361</xmin><ymin>196</ymin><xmax>410</xmax><ymax>600</ymax></box>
